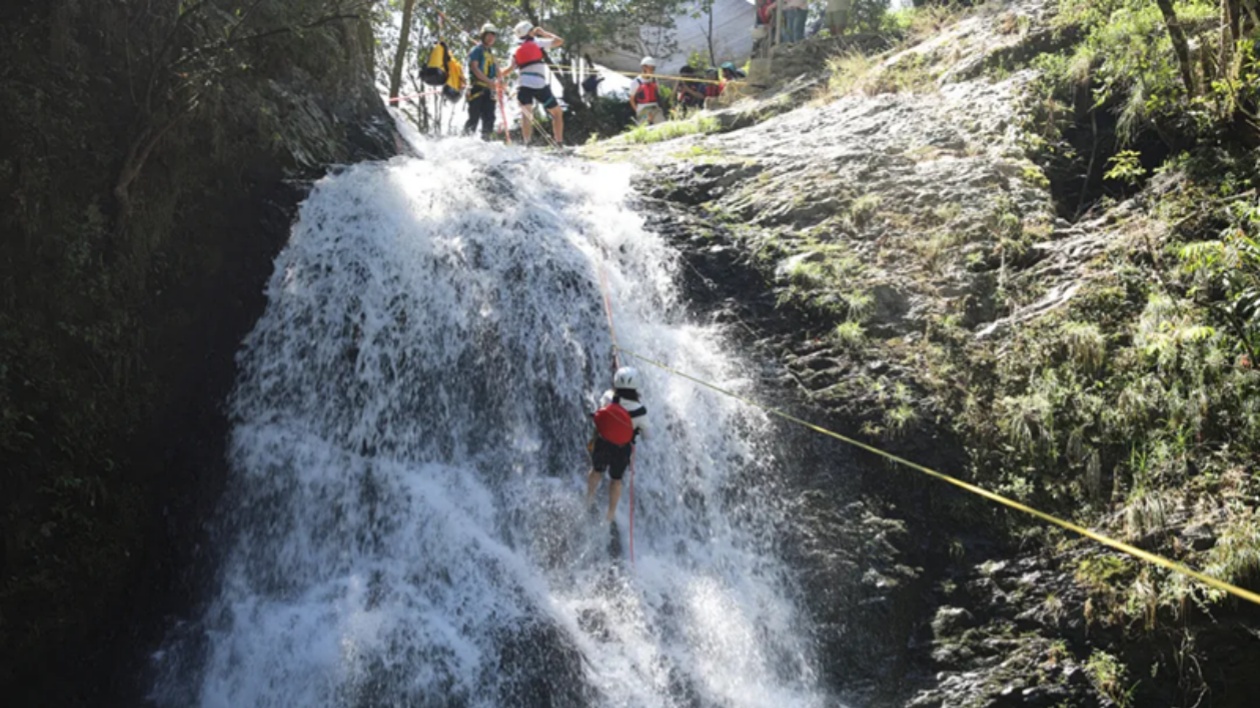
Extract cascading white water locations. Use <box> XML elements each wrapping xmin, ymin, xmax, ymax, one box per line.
<box><xmin>151</xmin><ymin>134</ymin><xmax>833</xmax><ymax>708</ymax></box>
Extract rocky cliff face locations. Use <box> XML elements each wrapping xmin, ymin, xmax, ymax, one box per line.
<box><xmin>595</xmin><ymin>0</ymin><xmax>1260</xmax><ymax>704</ymax></box>
<box><xmin>0</xmin><ymin>3</ymin><xmax>394</xmax><ymax>704</ymax></box>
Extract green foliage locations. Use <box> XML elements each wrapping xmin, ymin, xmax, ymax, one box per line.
<box><xmin>1203</xmin><ymin>506</ymin><xmax>1260</xmax><ymax>591</ymax></box>
<box><xmin>567</xmin><ymin>95</ymin><xmax>636</xmax><ymax>142</ymax></box>
<box><xmin>622</xmin><ymin>113</ymin><xmax>721</xmax><ymax>144</ymax></box>
<box><xmin>825</xmin><ymin>51</ymin><xmax>879</xmax><ymax>97</ymax></box>
<box><xmin>1180</xmin><ymin>207</ymin><xmax>1260</xmax><ymax>361</ymax></box>
<box><xmin>845</xmin><ymin>0</ymin><xmax>898</xmax><ymax>36</ymax></box>
<box><xmin>833</xmin><ymin>321</ymin><xmax>867</xmax><ymax>348</ymax></box>
<box><xmin>777</xmin><ymin>248</ymin><xmax>875</xmax><ymax>322</ymax></box>
<box><xmin>1104</xmin><ymin>150</ymin><xmax>1148</xmax><ymax>186</ymax></box>
<box><xmin>1040</xmin><ymin>0</ymin><xmax>1257</xmax><ymax>144</ymax></box>
<box><xmin>881</xmin><ymin>2</ymin><xmax>962</xmax><ymax>43</ymax></box>
<box><xmin>1059</xmin><ymin>321</ymin><xmax>1107</xmax><ymax>374</ymax></box>
<box><xmin>1086</xmin><ymin>649</ymin><xmax>1137</xmax><ymax>707</ymax></box>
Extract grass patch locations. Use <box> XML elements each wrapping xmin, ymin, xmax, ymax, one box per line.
<box><xmin>832</xmin><ymin>320</ymin><xmax>867</xmax><ymax>348</ymax></box>
<box><xmin>668</xmin><ymin>144</ymin><xmax>725</xmax><ymax>161</ymax></box>
<box><xmin>623</xmin><ymin>114</ymin><xmax>721</xmax><ymax>145</ymax></box>
<box><xmin>824</xmin><ymin>51</ymin><xmax>880</xmax><ymax>98</ymax></box>
<box><xmin>1086</xmin><ymin>650</ymin><xmax>1136</xmax><ymax>707</ymax></box>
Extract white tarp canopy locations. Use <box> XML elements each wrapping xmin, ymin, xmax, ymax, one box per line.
<box><xmin>587</xmin><ymin>0</ymin><xmax>756</xmax><ymax>74</ymax></box>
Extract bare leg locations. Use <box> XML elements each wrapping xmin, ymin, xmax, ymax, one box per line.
<box><xmin>520</xmin><ymin>103</ymin><xmax>533</xmax><ymax>143</ymax></box>
<box><xmin>586</xmin><ymin>471</ymin><xmax>602</xmax><ymax>508</ymax></box>
<box><xmin>549</xmin><ymin>106</ymin><xmax>564</xmax><ymax>145</ymax></box>
<box><xmin>606</xmin><ymin>479</ymin><xmax>622</xmax><ymax>522</ymax></box>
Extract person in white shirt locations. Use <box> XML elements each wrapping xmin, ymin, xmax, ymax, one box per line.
<box><xmin>505</xmin><ymin>20</ymin><xmax>565</xmax><ymax>145</ymax></box>
<box><xmin>586</xmin><ymin>366</ymin><xmax>649</xmax><ymax>522</ymax></box>
<box><xmin>629</xmin><ymin>57</ymin><xmax>666</xmax><ymax>126</ymax></box>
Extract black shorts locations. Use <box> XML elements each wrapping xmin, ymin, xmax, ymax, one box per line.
<box><xmin>518</xmin><ymin>85</ymin><xmax>559</xmax><ymax>110</ymax></box>
<box><xmin>591</xmin><ymin>437</ymin><xmax>632</xmax><ymax>481</ymax></box>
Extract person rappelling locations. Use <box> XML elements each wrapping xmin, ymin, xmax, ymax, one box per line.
<box><xmin>464</xmin><ymin>23</ymin><xmax>501</xmax><ymax>139</ymax></box>
<box><xmin>586</xmin><ymin>366</ymin><xmax>649</xmax><ymax>522</ymax></box>
<box><xmin>505</xmin><ymin>21</ymin><xmax>566</xmax><ymax>146</ymax></box>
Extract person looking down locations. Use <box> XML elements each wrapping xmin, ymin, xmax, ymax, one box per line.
<box><xmin>506</xmin><ymin>20</ymin><xmax>565</xmax><ymax>145</ymax></box>
<box><xmin>586</xmin><ymin>366</ymin><xmax>649</xmax><ymax>522</ymax></box>
<box><xmin>464</xmin><ymin>23</ymin><xmax>500</xmax><ymax>140</ymax></box>
<box><xmin>675</xmin><ymin>65</ymin><xmax>707</xmax><ymax>113</ymax></box>
<box><xmin>629</xmin><ymin>57</ymin><xmax>666</xmax><ymax>126</ymax></box>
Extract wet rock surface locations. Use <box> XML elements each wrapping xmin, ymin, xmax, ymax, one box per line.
<box><xmin>606</xmin><ymin>1</ymin><xmax>1260</xmax><ymax>705</ymax></box>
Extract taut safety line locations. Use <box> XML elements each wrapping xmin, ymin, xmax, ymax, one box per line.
<box><xmin>614</xmin><ymin>346</ymin><xmax>1260</xmax><ymax>607</ymax></box>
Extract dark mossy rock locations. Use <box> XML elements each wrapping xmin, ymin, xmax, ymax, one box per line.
<box><xmin>0</xmin><ymin>2</ymin><xmax>395</xmax><ymax>704</ymax></box>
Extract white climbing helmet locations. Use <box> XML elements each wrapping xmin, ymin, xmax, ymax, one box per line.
<box><xmin>640</xmin><ymin>56</ymin><xmax>656</xmax><ymax>67</ymax></box>
<box><xmin>480</xmin><ymin>23</ymin><xmax>498</xmax><ymax>37</ymax></box>
<box><xmin>613</xmin><ymin>366</ymin><xmax>641</xmax><ymax>391</ymax></box>
<box><xmin>514</xmin><ymin>20</ymin><xmax>534</xmax><ymax>38</ymax></box>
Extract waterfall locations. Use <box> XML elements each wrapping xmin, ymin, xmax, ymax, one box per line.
<box><xmin>151</xmin><ymin>135</ymin><xmax>833</xmax><ymax>708</ymax></box>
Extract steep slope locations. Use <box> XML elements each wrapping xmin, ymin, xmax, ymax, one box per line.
<box><xmin>612</xmin><ymin>0</ymin><xmax>1260</xmax><ymax>704</ymax></box>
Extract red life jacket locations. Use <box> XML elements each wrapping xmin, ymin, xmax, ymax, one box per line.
<box><xmin>634</xmin><ymin>78</ymin><xmax>659</xmax><ymax>105</ymax></box>
<box><xmin>593</xmin><ymin>396</ymin><xmax>635</xmax><ymax>446</ymax></box>
<box><xmin>515</xmin><ymin>39</ymin><xmax>544</xmax><ymax>69</ymax></box>
<box><xmin>757</xmin><ymin>0</ymin><xmax>774</xmax><ymax>25</ymax></box>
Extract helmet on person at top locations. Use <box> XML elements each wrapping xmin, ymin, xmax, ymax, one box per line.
<box><xmin>514</xmin><ymin>20</ymin><xmax>535</xmax><ymax>38</ymax></box>
<box><xmin>640</xmin><ymin>56</ymin><xmax>656</xmax><ymax>67</ymax></box>
<box><xmin>613</xmin><ymin>366</ymin><xmax>641</xmax><ymax>391</ymax></box>
<box><xmin>480</xmin><ymin>23</ymin><xmax>498</xmax><ymax>38</ymax></box>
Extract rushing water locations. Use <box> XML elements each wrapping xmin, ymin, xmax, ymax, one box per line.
<box><xmin>151</xmin><ymin>135</ymin><xmax>832</xmax><ymax>707</ymax></box>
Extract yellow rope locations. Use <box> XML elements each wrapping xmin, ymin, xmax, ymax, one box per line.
<box><xmin>543</xmin><ymin>63</ymin><xmax>745</xmax><ymax>86</ymax></box>
<box><xmin>615</xmin><ymin>346</ymin><xmax>1260</xmax><ymax>607</ymax></box>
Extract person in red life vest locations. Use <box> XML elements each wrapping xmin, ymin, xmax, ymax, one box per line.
<box><xmin>505</xmin><ymin>20</ymin><xmax>565</xmax><ymax>145</ymax></box>
<box><xmin>586</xmin><ymin>366</ymin><xmax>649</xmax><ymax>522</ymax></box>
<box><xmin>629</xmin><ymin>57</ymin><xmax>666</xmax><ymax>126</ymax></box>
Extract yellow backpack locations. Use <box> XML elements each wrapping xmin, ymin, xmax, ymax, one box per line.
<box><xmin>421</xmin><ymin>41</ymin><xmax>466</xmax><ymax>101</ymax></box>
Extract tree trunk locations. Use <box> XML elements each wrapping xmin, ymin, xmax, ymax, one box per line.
<box><xmin>707</xmin><ymin>1</ymin><xmax>716</xmax><ymax>66</ymax></box>
<box><xmin>388</xmin><ymin>0</ymin><xmax>418</xmax><ymax>99</ymax></box>
<box><xmin>1156</xmin><ymin>0</ymin><xmax>1198</xmax><ymax>97</ymax></box>
<box><xmin>1218</xmin><ymin>0</ymin><xmax>1243</xmax><ymax>81</ymax></box>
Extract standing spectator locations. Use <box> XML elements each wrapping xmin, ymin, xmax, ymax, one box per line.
<box><xmin>464</xmin><ymin>23</ymin><xmax>500</xmax><ymax>140</ymax></box>
<box><xmin>754</xmin><ymin>0</ymin><xmax>778</xmax><ymax>52</ymax></box>
<box><xmin>629</xmin><ymin>57</ymin><xmax>666</xmax><ymax>126</ymax></box>
<box><xmin>783</xmin><ymin>0</ymin><xmax>808</xmax><ymax>43</ymax></box>
<box><xmin>827</xmin><ymin>0</ymin><xmax>852</xmax><ymax>37</ymax></box>
<box><xmin>507</xmin><ymin>21</ymin><xmax>565</xmax><ymax>145</ymax></box>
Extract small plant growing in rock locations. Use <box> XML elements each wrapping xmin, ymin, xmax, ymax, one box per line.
<box><xmin>850</xmin><ymin>194</ymin><xmax>883</xmax><ymax>227</ymax></box>
<box><xmin>1104</xmin><ymin>150</ymin><xmax>1148</xmax><ymax>187</ymax></box>
<box><xmin>1085</xmin><ymin>649</ymin><xmax>1136</xmax><ymax>707</ymax></box>
<box><xmin>1059</xmin><ymin>321</ymin><xmax>1106</xmax><ymax>373</ymax></box>
<box><xmin>832</xmin><ymin>321</ymin><xmax>866</xmax><ymax>348</ymax></box>
<box><xmin>1203</xmin><ymin>505</ymin><xmax>1260</xmax><ymax>592</ymax></box>
<box><xmin>884</xmin><ymin>403</ymin><xmax>918</xmax><ymax>438</ymax></box>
